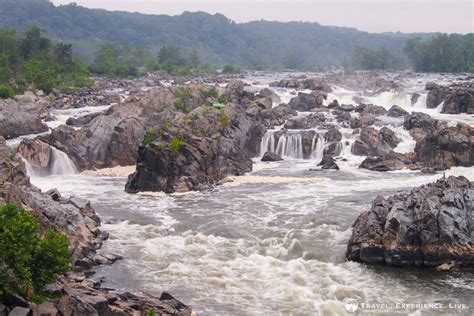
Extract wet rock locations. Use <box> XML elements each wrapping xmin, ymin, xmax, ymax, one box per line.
<box><xmin>18</xmin><ymin>139</ymin><xmax>52</xmax><ymax>169</ymax></box>
<box><xmin>387</xmin><ymin>105</ymin><xmax>409</xmax><ymax>117</ymax></box>
<box><xmin>324</xmin><ymin>142</ymin><xmax>343</xmax><ymax>156</ymax></box>
<box><xmin>33</xmin><ymin>302</ymin><xmax>59</xmax><ymax>316</ymax></box>
<box><xmin>261</xmin><ymin>151</ymin><xmax>283</xmax><ymax>162</ymax></box>
<box><xmin>324</xmin><ymin>128</ymin><xmax>342</xmax><ymax>143</ymax></box>
<box><xmin>379</xmin><ymin>127</ymin><xmax>401</xmax><ymax>149</ymax></box>
<box><xmin>411</xmin><ymin>93</ymin><xmax>421</xmax><ymax>105</ymax></box>
<box><xmin>340</xmin><ymin>104</ymin><xmax>355</xmax><ymax>112</ymax></box>
<box><xmin>426</xmin><ymin>82</ymin><xmax>445</xmax><ymax>108</ymax></box>
<box><xmin>403</xmin><ymin>112</ymin><xmax>437</xmax><ymax>130</ymax></box>
<box><xmin>359</xmin><ymin>153</ymin><xmax>406</xmax><ymax>171</ymax></box>
<box><xmin>270</xmin><ymin>78</ymin><xmax>332</xmax><ymax>92</ymax></box>
<box><xmin>318</xmin><ymin>155</ymin><xmax>339</xmax><ymax>170</ymax></box>
<box><xmin>347</xmin><ymin>176</ymin><xmax>474</xmax><ymax>267</ymax></box>
<box><xmin>284</xmin><ymin>112</ymin><xmax>325</xmax><ymax>129</ymax></box>
<box><xmin>327</xmin><ymin>99</ymin><xmax>339</xmax><ymax>108</ymax></box>
<box><xmin>355</xmin><ymin>104</ymin><xmax>387</xmax><ymax>116</ymax></box>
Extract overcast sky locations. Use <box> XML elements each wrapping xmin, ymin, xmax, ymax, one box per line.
<box><xmin>52</xmin><ymin>0</ymin><xmax>473</xmax><ymax>33</ymax></box>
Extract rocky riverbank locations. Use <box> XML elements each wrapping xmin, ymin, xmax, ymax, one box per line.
<box><xmin>0</xmin><ymin>137</ymin><xmax>192</xmax><ymax>315</ymax></box>
<box><xmin>346</xmin><ymin>176</ymin><xmax>474</xmax><ymax>268</ymax></box>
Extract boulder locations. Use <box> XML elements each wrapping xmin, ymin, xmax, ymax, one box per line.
<box><xmin>66</xmin><ymin>112</ymin><xmax>102</xmax><ymax>127</ymax></box>
<box><xmin>387</xmin><ymin>105</ymin><xmax>409</xmax><ymax>117</ymax></box>
<box><xmin>0</xmin><ymin>101</ymin><xmax>48</xmax><ymax>140</ymax></box>
<box><xmin>351</xmin><ymin>127</ymin><xmax>392</xmax><ymax>157</ymax></box>
<box><xmin>318</xmin><ymin>155</ymin><xmax>339</xmax><ymax>170</ymax></box>
<box><xmin>261</xmin><ymin>151</ymin><xmax>283</xmax><ymax>162</ymax></box>
<box><xmin>347</xmin><ymin>176</ymin><xmax>474</xmax><ymax>267</ymax></box>
<box><xmin>18</xmin><ymin>139</ymin><xmax>52</xmax><ymax>169</ymax></box>
<box><xmin>359</xmin><ymin>154</ymin><xmax>406</xmax><ymax>171</ymax></box>
<box><xmin>258</xmin><ymin>88</ymin><xmax>281</xmax><ymax>104</ymax></box>
<box><xmin>288</xmin><ymin>92</ymin><xmax>326</xmax><ymax>111</ymax></box>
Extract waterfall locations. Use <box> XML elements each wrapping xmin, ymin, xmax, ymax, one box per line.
<box><xmin>260</xmin><ymin>132</ymin><xmax>276</xmax><ymax>155</ymax></box>
<box><xmin>49</xmin><ymin>147</ymin><xmax>78</xmax><ymax>175</ymax></box>
<box><xmin>310</xmin><ymin>136</ymin><xmax>326</xmax><ymax>163</ymax></box>
<box><xmin>275</xmin><ymin>133</ymin><xmax>303</xmax><ymax>159</ymax></box>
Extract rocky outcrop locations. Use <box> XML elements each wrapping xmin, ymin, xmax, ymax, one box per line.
<box><xmin>426</xmin><ymin>82</ymin><xmax>474</xmax><ymax>114</ymax></box>
<box><xmin>284</xmin><ymin>112</ymin><xmax>325</xmax><ymax>129</ymax></box>
<box><xmin>270</xmin><ymin>78</ymin><xmax>332</xmax><ymax>92</ymax></box>
<box><xmin>261</xmin><ymin>151</ymin><xmax>283</xmax><ymax>162</ymax></box>
<box><xmin>125</xmin><ymin>82</ymin><xmax>272</xmax><ymax>193</ymax></box>
<box><xmin>351</xmin><ymin>127</ymin><xmax>393</xmax><ymax>157</ymax></box>
<box><xmin>288</xmin><ymin>92</ymin><xmax>327</xmax><ymax>111</ymax></box>
<box><xmin>346</xmin><ymin>176</ymin><xmax>474</xmax><ymax>268</ymax></box>
<box><xmin>66</xmin><ymin>112</ymin><xmax>102</xmax><ymax>127</ymax></box>
<box><xmin>359</xmin><ymin>153</ymin><xmax>407</xmax><ymax>172</ymax></box>
<box><xmin>404</xmin><ymin>112</ymin><xmax>473</xmax><ymax>170</ymax></box>
<box><xmin>258</xmin><ymin>88</ymin><xmax>281</xmax><ymax>104</ymax></box>
<box><xmin>1</xmin><ymin>137</ymin><xmax>191</xmax><ymax>315</ymax></box>
<box><xmin>0</xmin><ymin>100</ymin><xmax>48</xmax><ymax>139</ymax></box>
<box><xmin>387</xmin><ymin>105</ymin><xmax>409</xmax><ymax>117</ymax></box>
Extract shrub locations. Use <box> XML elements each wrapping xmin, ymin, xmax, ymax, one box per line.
<box><xmin>0</xmin><ymin>203</ymin><xmax>70</xmax><ymax>299</ymax></box>
<box><xmin>217</xmin><ymin>94</ymin><xmax>228</xmax><ymax>104</ymax></box>
<box><xmin>168</xmin><ymin>138</ymin><xmax>185</xmax><ymax>155</ymax></box>
<box><xmin>0</xmin><ymin>84</ymin><xmax>14</xmax><ymax>99</ymax></box>
<box><xmin>220</xmin><ymin>110</ymin><xmax>230</xmax><ymax>128</ymax></box>
<box><xmin>174</xmin><ymin>87</ymin><xmax>193</xmax><ymax>113</ymax></box>
<box><xmin>143</xmin><ymin>129</ymin><xmax>157</xmax><ymax>145</ymax></box>
<box><xmin>222</xmin><ymin>64</ymin><xmax>241</xmax><ymax>74</ymax></box>
<box><xmin>199</xmin><ymin>86</ymin><xmax>218</xmax><ymax>99</ymax></box>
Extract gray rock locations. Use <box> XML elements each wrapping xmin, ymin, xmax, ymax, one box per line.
<box><xmin>261</xmin><ymin>151</ymin><xmax>283</xmax><ymax>162</ymax></box>
<box><xmin>8</xmin><ymin>307</ymin><xmax>31</xmax><ymax>316</ymax></box>
<box><xmin>347</xmin><ymin>176</ymin><xmax>474</xmax><ymax>267</ymax></box>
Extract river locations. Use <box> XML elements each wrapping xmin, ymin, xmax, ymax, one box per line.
<box><xmin>16</xmin><ymin>72</ymin><xmax>474</xmax><ymax>315</ymax></box>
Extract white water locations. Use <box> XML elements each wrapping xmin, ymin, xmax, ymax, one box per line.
<box><xmin>13</xmin><ymin>72</ymin><xmax>474</xmax><ymax>315</ymax></box>
<box><xmin>49</xmin><ymin>147</ymin><xmax>78</xmax><ymax>175</ymax></box>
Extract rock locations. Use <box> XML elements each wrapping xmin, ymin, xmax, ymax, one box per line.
<box><xmin>284</xmin><ymin>112</ymin><xmax>325</xmax><ymax>129</ymax></box>
<box><xmin>33</xmin><ymin>302</ymin><xmax>59</xmax><ymax>316</ymax></box>
<box><xmin>411</xmin><ymin>93</ymin><xmax>421</xmax><ymax>105</ymax></box>
<box><xmin>387</xmin><ymin>105</ymin><xmax>409</xmax><ymax>117</ymax></box>
<box><xmin>324</xmin><ymin>128</ymin><xmax>342</xmax><ymax>143</ymax></box>
<box><xmin>327</xmin><ymin>99</ymin><xmax>339</xmax><ymax>108</ymax></box>
<box><xmin>323</xmin><ymin>142</ymin><xmax>343</xmax><ymax>156</ymax></box>
<box><xmin>441</xmin><ymin>83</ymin><xmax>474</xmax><ymax>114</ymax></box>
<box><xmin>8</xmin><ymin>307</ymin><xmax>31</xmax><ymax>316</ymax></box>
<box><xmin>258</xmin><ymin>88</ymin><xmax>281</xmax><ymax>104</ymax></box>
<box><xmin>18</xmin><ymin>140</ymin><xmax>52</xmax><ymax>170</ymax></box>
<box><xmin>359</xmin><ymin>154</ymin><xmax>406</xmax><ymax>171</ymax></box>
<box><xmin>261</xmin><ymin>151</ymin><xmax>283</xmax><ymax>162</ymax></box>
<box><xmin>270</xmin><ymin>78</ymin><xmax>332</xmax><ymax>92</ymax></box>
<box><xmin>0</xmin><ymin>101</ymin><xmax>48</xmax><ymax>140</ymax></box>
<box><xmin>0</xmin><ymin>305</ymin><xmax>6</xmax><ymax>316</ymax></box>
<box><xmin>346</xmin><ymin>176</ymin><xmax>474</xmax><ymax>267</ymax></box>
<box><xmin>225</xmin><ymin>80</ymin><xmax>245</xmax><ymax>97</ymax></box>
<box><xmin>403</xmin><ymin>112</ymin><xmax>436</xmax><ymax>130</ymax></box>
<box><xmin>351</xmin><ymin>127</ymin><xmax>392</xmax><ymax>157</ymax></box>
<box><xmin>435</xmin><ymin>261</ymin><xmax>457</xmax><ymax>272</ymax></box>
<box><xmin>318</xmin><ymin>155</ymin><xmax>339</xmax><ymax>170</ymax></box>
<box><xmin>379</xmin><ymin>127</ymin><xmax>401</xmax><ymax>149</ymax></box>
<box><xmin>66</xmin><ymin>112</ymin><xmax>102</xmax><ymax>127</ymax></box>
<box><xmin>288</xmin><ymin>91</ymin><xmax>326</xmax><ymax>111</ymax></box>
<box><xmin>15</xmin><ymin>91</ymin><xmax>37</xmax><ymax>103</ymax></box>
<box><xmin>425</xmin><ymin>82</ymin><xmax>445</xmax><ymax>109</ymax></box>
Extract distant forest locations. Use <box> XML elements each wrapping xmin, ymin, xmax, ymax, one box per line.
<box><xmin>0</xmin><ymin>0</ymin><xmax>472</xmax><ymax>72</ymax></box>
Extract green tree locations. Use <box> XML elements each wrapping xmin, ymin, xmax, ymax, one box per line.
<box><xmin>0</xmin><ymin>203</ymin><xmax>70</xmax><ymax>299</ymax></box>
<box><xmin>23</xmin><ymin>59</ymin><xmax>57</xmax><ymax>93</ymax></box>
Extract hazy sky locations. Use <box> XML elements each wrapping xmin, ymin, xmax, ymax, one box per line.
<box><xmin>52</xmin><ymin>0</ymin><xmax>473</xmax><ymax>33</ymax></box>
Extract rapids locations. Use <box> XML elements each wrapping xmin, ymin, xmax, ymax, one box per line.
<box><xmin>15</xmin><ymin>72</ymin><xmax>474</xmax><ymax>315</ymax></box>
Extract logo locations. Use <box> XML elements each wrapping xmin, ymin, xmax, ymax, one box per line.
<box><xmin>344</xmin><ymin>298</ymin><xmax>359</xmax><ymax>313</ymax></box>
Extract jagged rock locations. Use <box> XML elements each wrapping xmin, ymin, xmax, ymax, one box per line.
<box><xmin>351</xmin><ymin>127</ymin><xmax>392</xmax><ymax>157</ymax></box>
<box><xmin>288</xmin><ymin>92</ymin><xmax>326</xmax><ymax>111</ymax></box>
<box><xmin>379</xmin><ymin>127</ymin><xmax>401</xmax><ymax>149</ymax></box>
<box><xmin>318</xmin><ymin>155</ymin><xmax>339</xmax><ymax>170</ymax></box>
<box><xmin>339</xmin><ymin>104</ymin><xmax>355</xmax><ymax>112</ymax></box>
<box><xmin>270</xmin><ymin>78</ymin><xmax>332</xmax><ymax>92</ymax></box>
<box><xmin>33</xmin><ymin>302</ymin><xmax>59</xmax><ymax>316</ymax></box>
<box><xmin>347</xmin><ymin>176</ymin><xmax>474</xmax><ymax>267</ymax></box>
<box><xmin>261</xmin><ymin>151</ymin><xmax>283</xmax><ymax>162</ymax></box>
<box><xmin>359</xmin><ymin>154</ymin><xmax>406</xmax><ymax>171</ymax></box>
<box><xmin>426</xmin><ymin>82</ymin><xmax>474</xmax><ymax>113</ymax></box>
<box><xmin>411</xmin><ymin>93</ymin><xmax>421</xmax><ymax>105</ymax></box>
<box><xmin>387</xmin><ymin>105</ymin><xmax>409</xmax><ymax>117</ymax></box>
<box><xmin>284</xmin><ymin>112</ymin><xmax>325</xmax><ymax>129</ymax></box>
<box><xmin>327</xmin><ymin>99</ymin><xmax>339</xmax><ymax>108</ymax></box>
<box><xmin>324</xmin><ymin>128</ymin><xmax>342</xmax><ymax>143</ymax></box>
<box><xmin>0</xmin><ymin>101</ymin><xmax>48</xmax><ymax>140</ymax></box>
<box><xmin>324</xmin><ymin>142</ymin><xmax>343</xmax><ymax>156</ymax></box>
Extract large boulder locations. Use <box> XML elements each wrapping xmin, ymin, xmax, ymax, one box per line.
<box><xmin>318</xmin><ymin>155</ymin><xmax>339</xmax><ymax>170</ymax></box>
<box><xmin>0</xmin><ymin>101</ymin><xmax>48</xmax><ymax>139</ymax></box>
<box><xmin>351</xmin><ymin>127</ymin><xmax>392</xmax><ymax>157</ymax></box>
<box><xmin>288</xmin><ymin>92</ymin><xmax>326</xmax><ymax>111</ymax></box>
<box><xmin>387</xmin><ymin>105</ymin><xmax>409</xmax><ymax>117</ymax></box>
<box><xmin>346</xmin><ymin>176</ymin><xmax>474</xmax><ymax>267</ymax></box>
<box><xmin>261</xmin><ymin>151</ymin><xmax>283</xmax><ymax>162</ymax></box>
<box><xmin>426</xmin><ymin>82</ymin><xmax>474</xmax><ymax>114</ymax></box>
<box><xmin>258</xmin><ymin>88</ymin><xmax>281</xmax><ymax>104</ymax></box>
<box><xmin>18</xmin><ymin>139</ymin><xmax>52</xmax><ymax>169</ymax></box>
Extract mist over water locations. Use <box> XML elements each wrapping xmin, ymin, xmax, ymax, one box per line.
<box><xmin>20</xmin><ymin>72</ymin><xmax>474</xmax><ymax>315</ymax></box>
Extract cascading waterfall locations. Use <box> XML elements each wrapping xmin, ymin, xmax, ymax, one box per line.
<box><xmin>260</xmin><ymin>132</ymin><xmax>276</xmax><ymax>155</ymax></box>
<box><xmin>50</xmin><ymin>147</ymin><xmax>78</xmax><ymax>175</ymax></box>
<box><xmin>310</xmin><ymin>135</ymin><xmax>326</xmax><ymax>163</ymax></box>
<box><xmin>275</xmin><ymin>133</ymin><xmax>304</xmax><ymax>159</ymax></box>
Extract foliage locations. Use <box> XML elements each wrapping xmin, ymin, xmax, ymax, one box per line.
<box><xmin>0</xmin><ymin>1</ymin><xmax>435</xmax><ymax>69</ymax></box>
<box><xmin>0</xmin><ymin>203</ymin><xmax>71</xmax><ymax>299</ymax></box>
<box><xmin>143</xmin><ymin>129</ymin><xmax>158</xmax><ymax>145</ymax></box>
<box><xmin>174</xmin><ymin>87</ymin><xmax>193</xmax><ymax>113</ymax></box>
<box><xmin>351</xmin><ymin>47</ymin><xmax>404</xmax><ymax>70</ymax></box>
<box><xmin>222</xmin><ymin>64</ymin><xmax>241</xmax><ymax>74</ymax></box>
<box><xmin>168</xmin><ymin>138</ymin><xmax>185</xmax><ymax>155</ymax></box>
<box><xmin>199</xmin><ymin>86</ymin><xmax>219</xmax><ymax>99</ymax></box>
<box><xmin>217</xmin><ymin>95</ymin><xmax>228</xmax><ymax>104</ymax></box>
<box><xmin>219</xmin><ymin>110</ymin><xmax>230</xmax><ymax>128</ymax></box>
<box><xmin>90</xmin><ymin>43</ymin><xmax>139</xmax><ymax>78</ymax></box>
<box><xmin>405</xmin><ymin>34</ymin><xmax>474</xmax><ymax>73</ymax></box>
<box><xmin>0</xmin><ymin>26</ymin><xmax>91</xmax><ymax>97</ymax></box>
<box><xmin>0</xmin><ymin>84</ymin><xmax>14</xmax><ymax>99</ymax></box>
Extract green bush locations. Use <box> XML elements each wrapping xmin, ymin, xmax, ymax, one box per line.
<box><xmin>0</xmin><ymin>203</ymin><xmax>70</xmax><ymax>299</ymax></box>
<box><xmin>143</xmin><ymin>129</ymin><xmax>157</xmax><ymax>145</ymax></box>
<box><xmin>217</xmin><ymin>95</ymin><xmax>228</xmax><ymax>104</ymax></box>
<box><xmin>174</xmin><ymin>87</ymin><xmax>193</xmax><ymax>113</ymax></box>
<box><xmin>199</xmin><ymin>86</ymin><xmax>218</xmax><ymax>99</ymax></box>
<box><xmin>168</xmin><ymin>138</ymin><xmax>185</xmax><ymax>155</ymax></box>
<box><xmin>220</xmin><ymin>110</ymin><xmax>230</xmax><ymax>128</ymax></box>
<box><xmin>0</xmin><ymin>84</ymin><xmax>14</xmax><ymax>99</ymax></box>
<box><xmin>222</xmin><ymin>64</ymin><xmax>241</xmax><ymax>74</ymax></box>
